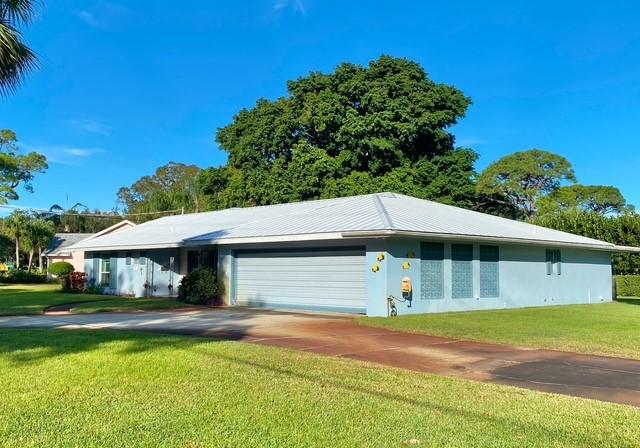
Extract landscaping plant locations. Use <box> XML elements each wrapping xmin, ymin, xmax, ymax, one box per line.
<box><xmin>48</xmin><ymin>261</ymin><xmax>75</xmax><ymax>291</ymax></box>
<box><xmin>177</xmin><ymin>267</ymin><xmax>218</xmax><ymax>305</ymax></box>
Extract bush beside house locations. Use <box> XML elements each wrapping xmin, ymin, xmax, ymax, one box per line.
<box><xmin>48</xmin><ymin>261</ymin><xmax>75</xmax><ymax>291</ymax></box>
<box><xmin>615</xmin><ymin>275</ymin><xmax>640</xmax><ymax>297</ymax></box>
<box><xmin>177</xmin><ymin>268</ymin><xmax>219</xmax><ymax>305</ymax></box>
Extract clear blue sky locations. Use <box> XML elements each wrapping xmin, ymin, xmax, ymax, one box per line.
<box><xmin>2</xmin><ymin>0</ymin><xmax>640</xmax><ymax>214</ymax></box>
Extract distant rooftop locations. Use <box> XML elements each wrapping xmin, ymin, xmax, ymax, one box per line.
<box><xmin>45</xmin><ymin>233</ymin><xmax>93</xmax><ymax>256</ymax></box>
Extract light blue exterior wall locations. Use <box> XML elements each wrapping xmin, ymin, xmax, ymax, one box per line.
<box><xmin>364</xmin><ymin>237</ymin><xmax>613</xmax><ymax>317</ymax></box>
<box><xmin>84</xmin><ymin>249</ymin><xmax>182</xmax><ymax>297</ymax></box>
<box><xmin>82</xmin><ymin>236</ymin><xmax>613</xmax><ymax>316</ymax></box>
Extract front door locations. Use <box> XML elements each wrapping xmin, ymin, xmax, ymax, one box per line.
<box><xmin>151</xmin><ymin>253</ymin><xmax>176</xmax><ymax>297</ymax></box>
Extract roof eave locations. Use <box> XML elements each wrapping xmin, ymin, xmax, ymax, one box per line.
<box><xmin>339</xmin><ymin>230</ymin><xmax>620</xmax><ymax>251</ymax></box>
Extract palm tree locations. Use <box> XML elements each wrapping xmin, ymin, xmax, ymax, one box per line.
<box><xmin>0</xmin><ymin>0</ymin><xmax>39</xmax><ymax>95</ymax></box>
<box><xmin>4</xmin><ymin>211</ymin><xmax>27</xmax><ymax>268</ymax></box>
<box><xmin>22</xmin><ymin>218</ymin><xmax>54</xmax><ymax>270</ymax></box>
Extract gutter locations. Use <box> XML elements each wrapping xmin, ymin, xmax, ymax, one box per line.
<box><xmin>339</xmin><ymin>230</ymin><xmax>634</xmax><ymax>252</ymax></box>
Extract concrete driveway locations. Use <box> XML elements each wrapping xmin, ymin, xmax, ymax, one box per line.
<box><xmin>1</xmin><ymin>308</ymin><xmax>639</xmax><ymax>407</ymax></box>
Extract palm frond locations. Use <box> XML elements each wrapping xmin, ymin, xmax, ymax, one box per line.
<box><xmin>0</xmin><ymin>0</ymin><xmax>40</xmax><ymax>25</ymax></box>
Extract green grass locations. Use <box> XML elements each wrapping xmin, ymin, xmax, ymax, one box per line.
<box><xmin>360</xmin><ymin>301</ymin><xmax>640</xmax><ymax>360</ymax></box>
<box><xmin>0</xmin><ymin>329</ymin><xmax>638</xmax><ymax>447</ymax></box>
<box><xmin>0</xmin><ymin>284</ymin><xmax>195</xmax><ymax>315</ymax></box>
<box><xmin>68</xmin><ymin>297</ymin><xmax>192</xmax><ymax>313</ymax></box>
<box><xmin>0</xmin><ymin>283</ymin><xmax>110</xmax><ymax>316</ymax></box>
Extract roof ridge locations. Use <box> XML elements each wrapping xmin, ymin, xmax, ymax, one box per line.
<box><xmin>372</xmin><ymin>194</ymin><xmax>394</xmax><ymax>229</ymax></box>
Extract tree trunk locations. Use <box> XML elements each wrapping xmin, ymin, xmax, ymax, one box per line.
<box><xmin>28</xmin><ymin>250</ymin><xmax>34</xmax><ymax>272</ymax></box>
<box><xmin>38</xmin><ymin>247</ymin><xmax>43</xmax><ymax>271</ymax></box>
<box><xmin>14</xmin><ymin>237</ymin><xmax>19</xmax><ymax>269</ymax></box>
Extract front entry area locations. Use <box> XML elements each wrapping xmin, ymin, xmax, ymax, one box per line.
<box><xmin>234</xmin><ymin>247</ymin><xmax>367</xmax><ymax>314</ymax></box>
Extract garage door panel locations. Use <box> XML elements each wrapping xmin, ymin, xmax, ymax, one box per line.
<box><xmin>235</xmin><ymin>248</ymin><xmax>366</xmax><ymax>313</ymax></box>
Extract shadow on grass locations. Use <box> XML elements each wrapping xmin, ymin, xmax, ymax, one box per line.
<box><xmin>0</xmin><ymin>327</ymin><xmax>615</xmax><ymax>446</ymax></box>
<box><xmin>617</xmin><ymin>297</ymin><xmax>640</xmax><ymax>305</ymax></box>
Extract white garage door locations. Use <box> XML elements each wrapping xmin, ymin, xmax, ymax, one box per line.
<box><xmin>234</xmin><ymin>247</ymin><xmax>367</xmax><ymax>313</ymax></box>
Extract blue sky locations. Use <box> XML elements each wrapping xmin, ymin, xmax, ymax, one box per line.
<box><xmin>2</xmin><ymin>0</ymin><xmax>640</xmax><ymax>214</ymax></box>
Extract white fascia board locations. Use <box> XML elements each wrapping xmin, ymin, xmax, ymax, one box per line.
<box><xmin>339</xmin><ymin>230</ymin><xmax>618</xmax><ymax>251</ymax></box>
<box><xmin>185</xmin><ymin>232</ymin><xmax>348</xmax><ymax>246</ymax></box>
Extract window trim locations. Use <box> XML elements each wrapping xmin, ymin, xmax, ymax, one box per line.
<box><xmin>100</xmin><ymin>255</ymin><xmax>111</xmax><ymax>286</ymax></box>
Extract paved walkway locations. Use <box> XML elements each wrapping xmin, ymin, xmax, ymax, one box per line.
<box><xmin>1</xmin><ymin>309</ymin><xmax>639</xmax><ymax>407</ymax></box>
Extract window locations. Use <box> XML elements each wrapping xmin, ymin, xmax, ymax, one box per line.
<box><xmin>187</xmin><ymin>251</ymin><xmax>199</xmax><ymax>273</ymax></box>
<box><xmin>125</xmin><ymin>252</ymin><xmax>132</xmax><ymax>266</ymax></box>
<box><xmin>420</xmin><ymin>242</ymin><xmax>444</xmax><ymax>299</ymax></box>
<box><xmin>100</xmin><ymin>255</ymin><xmax>111</xmax><ymax>285</ymax></box>
<box><xmin>479</xmin><ymin>245</ymin><xmax>499</xmax><ymax>298</ymax></box>
<box><xmin>452</xmin><ymin>244</ymin><xmax>473</xmax><ymax>298</ymax></box>
<box><xmin>139</xmin><ymin>251</ymin><xmax>147</xmax><ymax>266</ymax></box>
<box><xmin>546</xmin><ymin>249</ymin><xmax>561</xmax><ymax>275</ymax></box>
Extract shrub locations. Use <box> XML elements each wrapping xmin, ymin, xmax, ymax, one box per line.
<box><xmin>0</xmin><ymin>270</ymin><xmax>48</xmax><ymax>284</ymax></box>
<box><xmin>615</xmin><ymin>275</ymin><xmax>640</xmax><ymax>297</ymax></box>
<box><xmin>69</xmin><ymin>271</ymin><xmax>88</xmax><ymax>293</ymax></box>
<box><xmin>178</xmin><ymin>268</ymin><xmax>218</xmax><ymax>305</ymax></box>
<box><xmin>48</xmin><ymin>261</ymin><xmax>75</xmax><ymax>277</ymax></box>
<box><xmin>48</xmin><ymin>261</ymin><xmax>75</xmax><ymax>290</ymax></box>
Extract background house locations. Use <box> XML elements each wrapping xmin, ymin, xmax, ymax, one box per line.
<box><xmin>45</xmin><ymin>220</ymin><xmax>136</xmax><ymax>273</ymax></box>
<box><xmin>69</xmin><ymin>193</ymin><xmax>637</xmax><ymax>316</ymax></box>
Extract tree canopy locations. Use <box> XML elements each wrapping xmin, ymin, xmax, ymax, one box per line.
<box><xmin>118</xmin><ymin>162</ymin><xmax>203</xmax><ymax>221</ymax></box>
<box><xmin>0</xmin><ymin>0</ymin><xmax>38</xmax><ymax>95</ymax></box>
<box><xmin>477</xmin><ymin>149</ymin><xmax>576</xmax><ymax>222</ymax></box>
<box><xmin>538</xmin><ymin>185</ymin><xmax>631</xmax><ymax>217</ymax></box>
<box><xmin>200</xmin><ymin>56</ymin><xmax>477</xmax><ymax>209</ymax></box>
<box><xmin>0</xmin><ymin>129</ymin><xmax>47</xmax><ymax>203</ymax></box>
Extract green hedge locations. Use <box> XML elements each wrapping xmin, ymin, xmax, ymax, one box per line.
<box><xmin>615</xmin><ymin>275</ymin><xmax>640</xmax><ymax>297</ymax></box>
<box><xmin>0</xmin><ymin>270</ymin><xmax>49</xmax><ymax>284</ymax></box>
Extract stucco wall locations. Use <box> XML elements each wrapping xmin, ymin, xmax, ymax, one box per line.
<box><xmin>85</xmin><ymin>249</ymin><xmax>181</xmax><ymax>297</ymax></box>
<box><xmin>365</xmin><ymin>237</ymin><xmax>613</xmax><ymax>317</ymax></box>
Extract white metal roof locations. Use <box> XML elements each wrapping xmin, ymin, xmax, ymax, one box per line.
<box><xmin>69</xmin><ymin>192</ymin><xmax>635</xmax><ymax>252</ymax></box>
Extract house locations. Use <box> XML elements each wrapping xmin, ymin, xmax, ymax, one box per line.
<box><xmin>68</xmin><ymin>193</ymin><xmax>638</xmax><ymax>317</ymax></box>
<box><xmin>45</xmin><ymin>220</ymin><xmax>136</xmax><ymax>273</ymax></box>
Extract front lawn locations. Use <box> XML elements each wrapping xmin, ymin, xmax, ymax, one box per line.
<box><xmin>0</xmin><ymin>284</ymin><xmax>195</xmax><ymax>315</ymax></box>
<box><xmin>360</xmin><ymin>301</ymin><xmax>640</xmax><ymax>360</ymax></box>
<box><xmin>68</xmin><ymin>297</ymin><xmax>192</xmax><ymax>313</ymax></box>
<box><xmin>0</xmin><ymin>283</ymin><xmax>110</xmax><ymax>315</ymax></box>
<box><xmin>0</xmin><ymin>329</ymin><xmax>638</xmax><ymax>447</ymax></box>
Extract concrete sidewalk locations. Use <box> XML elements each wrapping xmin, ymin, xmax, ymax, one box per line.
<box><xmin>1</xmin><ymin>308</ymin><xmax>639</xmax><ymax>407</ymax></box>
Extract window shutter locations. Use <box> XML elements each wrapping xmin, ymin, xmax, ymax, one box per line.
<box><xmin>555</xmin><ymin>250</ymin><xmax>561</xmax><ymax>275</ymax></box>
<box><xmin>92</xmin><ymin>256</ymin><xmax>99</xmax><ymax>284</ymax></box>
<box><xmin>479</xmin><ymin>246</ymin><xmax>499</xmax><ymax>298</ymax></box>
<box><xmin>546</xmin><ymin>249</ymin><xmax>552</xmax><ymax>275</ymax></box>
<box><xmin>110</xmin><ymin>255</ymin><xmax>118</xmax><ymax>290</ymax></box>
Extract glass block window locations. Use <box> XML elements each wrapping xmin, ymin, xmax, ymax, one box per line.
<box><xmin>452</xmin><ymin>244</ymin><xmax>473</xmax><ymax>299</ymax></box>
<box><xmin>420</xmin><ymin>242</ymin><xmax>444</xmax><ymax>300</ymax></box>
<box><xmin>479</xmin><ymin>245</ymin><xmax>499</xmax><ymax>298</ymax></box>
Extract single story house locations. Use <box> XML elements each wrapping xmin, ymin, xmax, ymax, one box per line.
<box><xmin>45</xmin><ymin>220</ymin><xmax>136</xmax><ymax>273</ymax></box>
<box><xmin>68</xmin><ymin>193</ymin><xmax>638</xmax><ymax>317</ymax></box>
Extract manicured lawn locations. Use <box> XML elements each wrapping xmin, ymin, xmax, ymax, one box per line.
<box><xmin>68</xmin><ymin>297</ymin><xmax>192</xmax><ymax>313</ymax></box>
<box><xmin>0</xmin><ymin>329</ymin><xmax>638</xmax><ymax>447</ymax></box>
<box><xmin>0</xmin><ymin>283</ymin><xmax>110</xmax><ymax>316</ymax></box>
<box><xmin>360</xmin><ymin>301</ymin><xmax>640</xmax><ymax>360</ymax></box>
<box><xmin>0</xmin><ymin>284</ymin><xmax>195</xmax><ymax>315</ymax></box>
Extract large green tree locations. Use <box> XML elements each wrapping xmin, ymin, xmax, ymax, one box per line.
<box><xmin>0</xmin><ymin>129</ymin><xmax>47</xmax><ymax>203</ymax></box>
<box><xmin>118</xmin><ymin>162</ymin><xmax>203</xmax><ymax>221</ymax></box>
<box><xmin>200</xmin><ymin>56</ymin><xmax>477</xmax><ymax>209</ymax></box>
<box><xmin>477</xmin><ymin>149</ymin><xmax>576</xmax><ymax>222</ymax></box>
<box><xmin>0</xmin><ymin>0</ymin><xmax>38</xmax><ymax>95</ymax></box>
<box><xmin>538</xmin><ymin>185</ymin><xmax>631</xmax><ymax>217</ymax></box>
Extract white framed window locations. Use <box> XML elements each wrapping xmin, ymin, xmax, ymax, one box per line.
<box><xmin>546</xmin><ymin>249</ymin><xmax>561</xmax><ymax>275</ymax></box>
<box><xmin>100</xmin><ymin>256</ymin><xmax>111</xmax><ymax>285</ymax></box>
